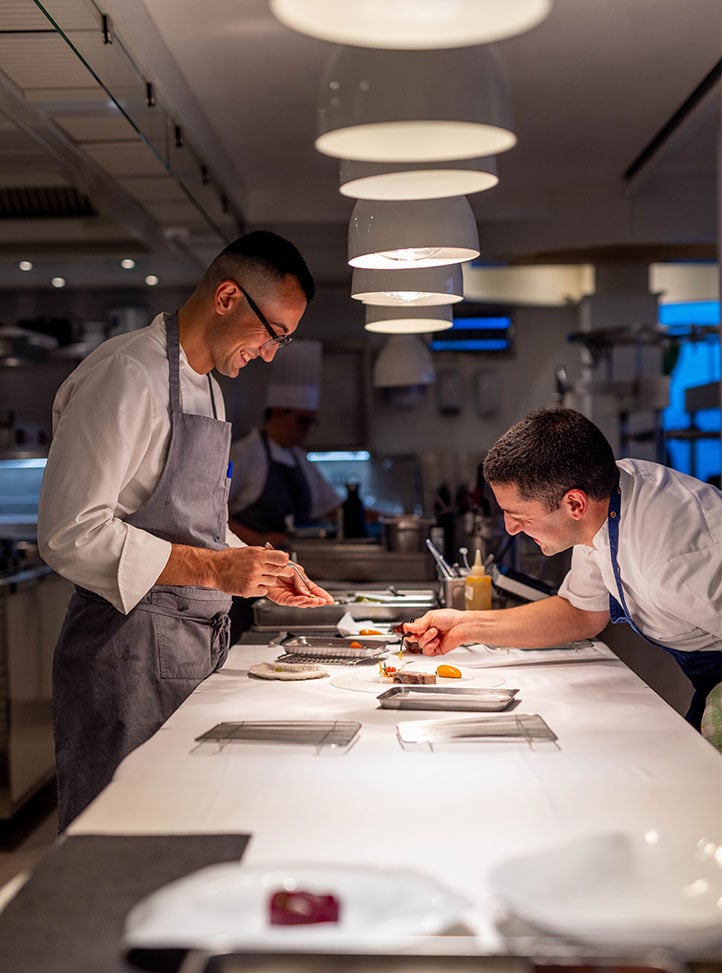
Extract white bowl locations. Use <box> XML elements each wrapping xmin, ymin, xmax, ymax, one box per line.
<box><xmin>489</xmin><ymin>830</ymin><xmax>722</xmax><ymax>950</ymax></box>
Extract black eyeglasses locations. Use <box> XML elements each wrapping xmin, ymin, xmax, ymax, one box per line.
<box><xmin>227</xmin><ymin>279</ymin><xmax>293</xmax><ymax>350</ymax></box>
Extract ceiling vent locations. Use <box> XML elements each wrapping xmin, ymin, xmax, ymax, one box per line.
<box><xmin>0</xmin><ymin>186</ymin><xmax>97</xmax><ymax>220</ymax></box>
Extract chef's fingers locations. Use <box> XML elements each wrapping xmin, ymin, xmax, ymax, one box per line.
<box><xmin>302</xmin><ymin>578</ymin><xmax>335</xmax><ymax>603</ymax></box>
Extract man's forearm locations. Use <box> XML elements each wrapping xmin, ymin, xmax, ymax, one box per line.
<box><xmin>155</xmin><ymin>542</ymin><xmax>290</xmax><ymax>599</ymax></box>
<box><xmin>155</xmin><ymin>544</ymin><xmax>218</xmax><ymax>588</ymax></box>
<box><xmin>472</xmin><ymin>595</ymin><xmax>609</xmax><ymax>647</ymax></box>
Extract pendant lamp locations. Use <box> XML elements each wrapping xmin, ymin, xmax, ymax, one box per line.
<box><xmin>271</xmin><ymin>0</ymin><xmax>552</xmax><ymax>49</ymax></box>
<box><xmin>365</xmin><ymin>304</ymin><xmax>453</xmax><ymax>334</ymax></box>
<box><xmin>352</xmin><ymin>265</ymin><xmax>463</xmax><ymax>306</ymax></box>
<box><xmin>348</xmin><ymin>197</ymin><xmax>480</xmax><ymax>270</ymax></box>
<box><xmin>372</xmin><ymin>334</ymin><xmax>435</xmax><ymax>387</ymax></box>
<box><xmin>339</xmin><ymin>156</ymin><xmax>498</xmax><ymax>201</ymax></box>
<box><xmin>316</xmin><ymin>47</ymin><xmax>515</xmax><ymax>163</ymax></box>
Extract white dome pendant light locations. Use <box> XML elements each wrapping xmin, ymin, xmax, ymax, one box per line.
<box><xmin>352</xmin><ymin>265</ymin><xmax>463</xmax><ymax>306</ymax></box>
<box><xmin>372</xmin><ymin>334</ymin><xmax>435</xmax><ymax>387</ymax></box>
<box><xmin>271</xmin><ymin>0</ymin><xmax>552</xmax><ymax>49</ymax></box>
<box><xmin>316</xmin><ymin>46</ymin><xmax>515</xmax><ymax>163</ymax></box>
<box><xmin>339</xmin><ymin>155</ymin><xmax>498</xmax><ymax>201</ymax></box>
<box><xmin>365</xmin><ymin>304</ymin><xmax>454</xmax><ymax>334</ymax></box>
<box><xmin>348</xmin><ymin>197</ymin><xmax>480</xmax><ymax>270</ymax></box>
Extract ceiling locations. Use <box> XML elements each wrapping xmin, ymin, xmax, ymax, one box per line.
<box><xmin>0</xmin><ymin>0</ymin><xmax>719</xmax><ymax>292</ymax></box>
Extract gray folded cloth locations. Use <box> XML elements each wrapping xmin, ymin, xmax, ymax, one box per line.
<box><xmin>0</xmin><ymin>833</ymin><xmax>250</xmax><ymax>973</ymax></box>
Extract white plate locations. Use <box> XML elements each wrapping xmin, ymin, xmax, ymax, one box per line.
<box><xmin>489</xmin><ymin>831</ymin><xmax>722</xmax><ymax>950</ymax></box>
<box><xmin>330</xmin><ymin>668</ymin><xmax>504</xmax><ymax>693</ymax></box>
<box><xmin>124</xmin><ymin>861</ymin><xmax>470</xmax><ymax>953</ymax></box>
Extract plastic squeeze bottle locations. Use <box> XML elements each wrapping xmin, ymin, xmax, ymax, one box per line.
<box><xmin>464</xmin><ymin>550</ymin><xmax>492</xmax><ymax>611</ymax></box>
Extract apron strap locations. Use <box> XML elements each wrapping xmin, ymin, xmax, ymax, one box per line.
<box><xmin>165</xmin><ymin>312</ymin><xmax>183</xmax><ymax>415</ymax></box>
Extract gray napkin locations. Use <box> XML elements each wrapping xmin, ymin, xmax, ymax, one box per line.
<box><xmin>0</xmin><ymin>833</ymin><xmax>250</xmax><ymax>973</ymax></box>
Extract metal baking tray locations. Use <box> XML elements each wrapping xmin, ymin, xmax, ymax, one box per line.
<box><xmin>278</xmin><ymin>636</ymin><xmax>390</xmax><ymax>665</ymax></box>
<box><xmin>377</xmin><ymin>686</ymin><xmax>519</xmax><ymax>712</ymax></box>
<box><xmin>252</xmin><ymin>589</ymin><xmax>438</xmax><ymax>629</ymax></box>
<box><xmin>396</xmin><ymin>714</ymin><xmax>558</xmax><ymax>750</ymax></box>
<box><xmin>194</xmin><ymin>721</ymin><xmax>361</xmax><ymax>753</ymax></box>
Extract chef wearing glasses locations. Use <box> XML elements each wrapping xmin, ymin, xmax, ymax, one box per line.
<box><xmin>228</xmin><ymin>340</ymin><xmax>340</xmax><ymax>548</ymax></box>
<box><xmin>38</xmin><ymin>231</ymin><xmax>334</xmax><ymax>831</ymax></box>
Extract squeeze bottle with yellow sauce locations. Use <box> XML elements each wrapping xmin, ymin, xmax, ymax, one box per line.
<box><xmin>464</xmin><ymin>550</ymin><xmax>492</xmax><ymax>611</ymax></box>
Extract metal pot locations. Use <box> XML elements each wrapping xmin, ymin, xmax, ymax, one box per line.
<box><xmin>382</xmin><ymin>515</ymin><xmax>436</xmax><ymax>553</ymax></box>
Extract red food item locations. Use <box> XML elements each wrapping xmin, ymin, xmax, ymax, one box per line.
<box><xmin>269</xmin><ymin>889</ymin><xmax>341</xmax><ymax>925</ymax></box>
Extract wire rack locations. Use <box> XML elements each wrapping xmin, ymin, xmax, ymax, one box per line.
<box><xmin>194</xmin><ymin>720</ymin><xmax>362</xmax><ymax>754</ymax></box>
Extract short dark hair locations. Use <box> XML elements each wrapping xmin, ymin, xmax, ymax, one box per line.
<box><xmin>203</xmin><ymin>230</ymin><xmax>315</xmax><ymax>302</ymax></box>
<box><xmin>483</xmin><ymin>408</ymin><xmax>619</xmax><ymax>511</ymax></box>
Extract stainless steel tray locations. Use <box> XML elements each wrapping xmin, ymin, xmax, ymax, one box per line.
<box><xmin>252</xmin><ymin>589</ymin><xmax>438</xmax><ymax>629</ymax></box>
<box><xmin>377</xmin><ymin>686</ymin><xmax>518</xmax><ymax>712</ymax></box>
<box><xmin>278</xmin><ymin>636</ymin><xmax>389</xmax><ymax>665</ymax></box>
<box><xmin>194</xmin><ymin>721</ymin><xmax>361</xmax><ymax>753</ymax></box>
<box><xmin>396</xmin><ymin>714</ymin><xmax>558</xmax><ymax>750</ymax></box>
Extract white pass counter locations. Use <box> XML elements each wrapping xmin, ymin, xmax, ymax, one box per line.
<box><xmin>69</xmin><ymin>639</ymin><xmax>722</xmax><ymax>961</ymax></box>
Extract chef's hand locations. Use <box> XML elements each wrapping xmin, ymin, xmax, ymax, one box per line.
<box><xmin>267</xmin><ymin>566</ymin><xmax>334</xmax><ymax>608</ymax></box>
<box><xmin>403</xmin><ymin>609</ymin><xmax>481</xmax><ymax>655</ymax></box>
<box><xmin>214</xmin><ymin>545</ymin><xmax>292</xmax><ymax>598</ymax></box>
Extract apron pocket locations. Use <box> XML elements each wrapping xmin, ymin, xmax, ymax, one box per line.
<box><xmin>152</xmin><ymin>612</ymin><xmax>214</xmax><ymax>680</ymax></box>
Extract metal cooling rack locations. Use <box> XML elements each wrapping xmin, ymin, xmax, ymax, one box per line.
<box><xmin>194</xmin><ymin>720</ymin><xmax>362</xmax><ymax>754</ymax></box>
<box><xmin>277</xmin><ymin>649</ymin><xmax>387</xmax><ymax>666</ymax></box>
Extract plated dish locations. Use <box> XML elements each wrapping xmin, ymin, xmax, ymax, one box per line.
<box><xmin>330</xmin><ymin>669</ymin><xmax>504</xmax><ymax>694</ymax></box>
<box><xmin>249</xmin><ymin>662</ymin><xmax>328</xmax><ymax>681</ymax></box>
<box><xmin>124</xmin><ymin>861</ymin><xmax>470</xmax><ymax>953</ymax></box>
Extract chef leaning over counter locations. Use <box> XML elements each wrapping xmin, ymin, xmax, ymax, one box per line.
<box><xmin>37</xmin><ymin>230</ymin><xmax>334</xmax><ymax>833</ymax></box>
<box><xmin>406</xmin><ymin>408</ymin><xmax>722</xmax><ymax>734</ymax></box>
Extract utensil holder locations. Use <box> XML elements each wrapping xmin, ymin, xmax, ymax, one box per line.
<box><xmin>442</xmin><ymin>577</ymin><xmax>466</xmax><ymax>609</ymax></box>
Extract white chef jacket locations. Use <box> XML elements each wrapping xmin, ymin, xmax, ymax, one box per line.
<box><xmin>38</xmin><ymin>314</ymin><xmax>243</xmax><ymax>615</ymax></box>
<box><xmin>558</xmin><ymin>459</ymin><xmax>722</xmax><ymax>652</ymax></box>
<box><xmin>228</xmin><ymin>426</ymin><xmax>341</xmax><ymax>521</ymax></box>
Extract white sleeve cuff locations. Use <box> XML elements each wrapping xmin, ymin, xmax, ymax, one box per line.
<box><xmin>117</xmin><ymin>527</ymin><xmax>173</xmax><ymax>614</ymax></box>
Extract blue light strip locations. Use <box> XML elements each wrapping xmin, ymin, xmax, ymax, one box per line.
<box><xmin>450</xmin><ymin>316</ymin><xmax>511</xmax><ymax>331</ymax></box>
<box><xmin>0</xmin><ymin>458</ymin><xmax>47</xmax><ymax>469</ymax></box>
<box><xmin>430</xmin><ymin>339</ymin><xmax>509</xmax><ymax>352</ymax></box>
<box><xmin>307</xmin><ymin>450</ymin><xmax>371</xmax><ymax>463</ymax></box>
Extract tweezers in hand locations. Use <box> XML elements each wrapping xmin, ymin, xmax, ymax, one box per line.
<box><xmin>264</xmin><ymin>542</ymin><xmax>312</xmax><ymax>594</ymax></box>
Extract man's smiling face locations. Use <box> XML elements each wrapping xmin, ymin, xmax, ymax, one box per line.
<box><xmin>491</xmin><ymin>481</ymin><xmax>586</xmax><ymax>556</ymax></box>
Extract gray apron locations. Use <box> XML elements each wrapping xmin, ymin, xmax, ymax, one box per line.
<box><xmin>52</xmin><ymin>312</ymin><xmax>232</xmax><ymax>831</ymax></box>
<box><xmin>235</xmin><ymin>431</ymin><xmax>313</xmax><ymax>534</ymax></box>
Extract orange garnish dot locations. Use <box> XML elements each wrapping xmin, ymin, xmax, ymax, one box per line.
<box><xmin>436</xmin><ymin>664</ymin><xmax>462</xmax><ymax>679</ymax></box>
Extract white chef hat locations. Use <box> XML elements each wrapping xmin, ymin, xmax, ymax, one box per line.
<box><xmin>265</xmin><ymin>339</ymin><xmax>322</xmax><ymax>411</ymax></box>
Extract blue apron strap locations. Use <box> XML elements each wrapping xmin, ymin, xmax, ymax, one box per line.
<box><xmin>607</xmin><ymin>489</ymin><xmax>668</xmax><ymax>647</ymax></box>
<box><xmin>606</xmin><ymin>490</ymin><xmax>722</xmax><ymax>730</ymax></box>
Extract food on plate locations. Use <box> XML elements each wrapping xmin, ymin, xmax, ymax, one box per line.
<box><xmin>349</xmin><ymin>640</ymin><xmax>362</xmax><ymax>648</ymax></box>
<box><xmin>269</xmin><ymin>889</ymin><xmax>341</xmax><ymax>925</ymax></box>
<box><xmin>436</xmin><ymin>664</ymin><xmax>462</xmax><ymax>679</ymax></box>
<box><xmin>393</xmin><ymin>671</ymin><xmax>436</xmax><ymax>685</ymax></box>
<box><xmin>378</xmin><ymin>661</ymin><xmax>398</xmax><ymax>682</ymax></box>
<box><xmin>359</xmin><ymin>628</ymin><xmax>382</xmax><ymax>636</ymax></box>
